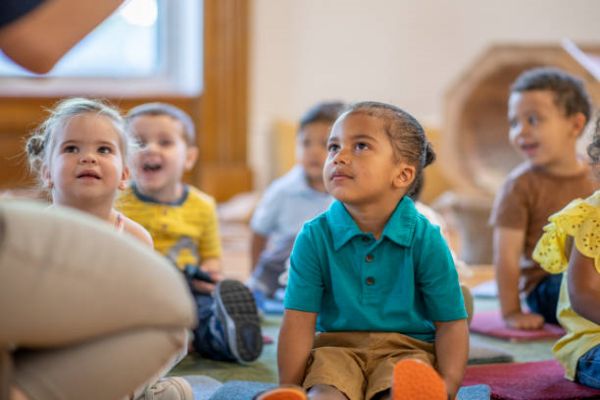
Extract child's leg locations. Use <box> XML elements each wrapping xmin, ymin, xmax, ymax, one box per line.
<box><xmin>575</xmin><ymin>344</ymin><xmax>600</xmax><ymax>389</ymax></box>
<box><xmin>525</xmin><ymin>274</ymin><xmax>562</xmax><ymax>324</ymax></box>
<box><xmin>191</xmin><ymin>292</ymin><xmax>235</xmax><ymax>361</ymax></box>
<box><xmin>192</xmin><ymin>280</ymin><xmax>262</xmax><ymax>364</ymax></box>
<box><xmin>13</xmin><ymin>328</ymin><xmax>187</xmax><ymax>400</ymax></box>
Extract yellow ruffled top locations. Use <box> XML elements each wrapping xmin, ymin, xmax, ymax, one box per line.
<box><xmin>534</xmin><ymin>191</ymin><xmax>600</xmax><ymax>275</ymax></box>
<box><xmin>532</xmin><ymin>190</ymin><xmax>600</xmax><ymax>380</ymax></box>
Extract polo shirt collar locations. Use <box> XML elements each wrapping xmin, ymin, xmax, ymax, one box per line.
<box><xmin>327</xmin><ymin>196</ymin><xmax>418</xmax><ymax>251</ymax></box>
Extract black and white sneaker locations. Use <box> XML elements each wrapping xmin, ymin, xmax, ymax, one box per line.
<box><xmin>214</xmin><ymin>279</ymin><xmax>263</xmax><ymax>363</ymax></box>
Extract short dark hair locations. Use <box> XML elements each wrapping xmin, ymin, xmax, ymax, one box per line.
<box><xmin>511</xmin><ymin>67</ymin><xmax>592</xmax><ymax>124</ymax></box>
<box><xmin>126</xmin><ymin>102</ymin><xmax>196</xmax><ymax>145</ymax></box>
<box><xmin>299</xmin><ymin>101</ymin><xmax>346</xmax><ymax>131</ymax></box>
<box><xmin>344</xmin><ymin>101</ymin><xmax>436</xmax><ymax>198</ymax></box>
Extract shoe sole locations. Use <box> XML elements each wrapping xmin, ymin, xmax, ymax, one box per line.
<box><xmin>254</xmin><ymin>387</ymin><xmax>307</xmax><ymax>400</ymax></box>
<box><xmin>215</xmin><ymin>280</ymin><xmax>263</xmax><ymax>363</ymax></box>
<box><xmin>391</xmin><ymin>359</ymin><xmax>446</xmax><ymax>400</ymax></box>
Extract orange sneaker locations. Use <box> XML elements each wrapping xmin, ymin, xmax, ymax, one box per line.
<box><xmin>391</xmin><ymin>359</ymin><xmax>447</xmax><ymax>400</ymax></box>
<box><xmin>254</xmin><ymin>386</ymin><xmax>307</xmax><ymax>400</ymax></box>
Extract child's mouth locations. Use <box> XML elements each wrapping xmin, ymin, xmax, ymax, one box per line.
<box><xmin>143</xmin><ymin>162</ymin><xmax>162</xmax><ymax>172</ymax></box>
<box><xmin>77</xmin><ymin>171</ymin><xmax>100</xmax><ymax>179</ymax></box>
<box><xmin>520</xmin><ymin>143</ymin><xmax>539</xmax><ymax>156</ymax></box>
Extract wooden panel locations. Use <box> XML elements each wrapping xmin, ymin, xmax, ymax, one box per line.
<box><xmin>0</xmin><ymin>0</ymin><xmax>251</xmax><ymax>202</ymax></box>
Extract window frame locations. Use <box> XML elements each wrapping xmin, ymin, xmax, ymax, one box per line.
<box><xmin>0</xmin><ymin>0</ymin><xmax>203</xmax><ymax>97</ymax></box>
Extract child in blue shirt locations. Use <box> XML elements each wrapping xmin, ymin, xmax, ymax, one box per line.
<box><xmin>273</xmin><ymin>102</ymin><xmax>468</xmax><ymax>400</ymax></box>
<box><xmin>249</xmin><ymin>101</ymin><xmax>345</xmax><ymax>298</ymax></box>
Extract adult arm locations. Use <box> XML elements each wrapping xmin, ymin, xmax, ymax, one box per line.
<box><xmin>494</xmin><ymin>226</ymin><xmax>544</xmax><ymax>329</ymax></box>
<box><xmin>277</xmin><ymin>309</ymin><xmax>317</xmax><ymax>385</ymax></box>
<box><xmin>568</xmin><ymin>243</ymin><xmax>600</xmax><ymax>324</ymax></box>
<box><xmin>434</xmin><ymin>319</ymin><xmax>469</xmax><ymax>400</ymax></box>
<box><xmin>0</xmin><ymin>0</ymin><xmax>124</xmax><ymax>73</ymax></box>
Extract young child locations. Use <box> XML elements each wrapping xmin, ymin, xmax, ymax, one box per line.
<box><xmin>249</xmin><ymin>101</ymin><xmax>345</xmax><ymax>299</ymax></box>
<box><xmin>116</xmin><ymin>102</ymin><xmax>263</xmax><ymax>364</ymax></box>
<box><xmin>22</xmin><ymin>97</ymin><xmax>195</xmax><ymax>400</ymax></box>
<box><xmin>274</xmin><ymin>102</ymin><xmax>469</xmax><ymax>400</ymax></box>
<box><xmin>532</xmin><ymin>117</ymin><xmax>600</xmax><ymax>389</ymax></box>
<box><xmin>26</xmin><ymin>97</ymin><xmax>151</xmax><ymax>245</ymax></box>
<box><xmin>489</xmin><ymin>67</ymin><xmax>597</xmax><ymax>330</ymax></box>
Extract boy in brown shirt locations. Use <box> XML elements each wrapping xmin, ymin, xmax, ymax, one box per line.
<box><xmin>490</xmin><ymin>67</ymin><xmax>597</xmax><ymax>330</ymax></box>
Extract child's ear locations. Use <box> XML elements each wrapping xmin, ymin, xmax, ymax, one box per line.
<box><xmin>393</xmin><ymin>163</ymin><xmax>416</xmax><ymax>189</ymax></box>
<box><xmin>118</xmin><ymin>165</ymin><xmax>130</xmax><ymax>191</ymax></box>
<box><xmin>41</xmin><ymin>165</ymin><xmax>53</xmax><ymax>189</ymax></box>
<box><xmin>570</xmin><ymin>112</ymin><xmax>587</xmax><ymax>138</ymax></box>
<box><xmin>184</xmin><ymin>146</ymin><xmax>198</xmax><ymax>171</ymax></box>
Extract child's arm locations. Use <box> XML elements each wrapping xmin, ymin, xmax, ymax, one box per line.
<box><xmin>434</xmin><ymin>319</ymin><xmax>469</xmax><ymax>400</ymax></box>
<box><xmin>277</xmin><ymin>309</ymin><xmax>317</xmax><ymax>385</ymax></box>
<box><xmin>494</xmin><ymin>226</ymin><xmax>544</xmax><ymax>329</ymax></box>
<box><xmin>122</xmin><ymin>216</ymin><xmax>154</xmax><ymax>247</ymax></box>
<box><xmin>568</xmin><ymin>243</ymin><xmax>600</xmax><ymax>324</ymax></box>
<box><xmin>250</xmin><ymin>231</ymin><xmax>268</xmax><ymax>271</ymax></box>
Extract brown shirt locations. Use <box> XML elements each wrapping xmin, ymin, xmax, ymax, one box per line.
<box><xmin>489</xmin><ymin>162</ymin><xmax>598</xmax><ymax>293</ymax></box>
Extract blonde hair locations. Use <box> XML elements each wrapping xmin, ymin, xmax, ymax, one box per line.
<box><xmin>126</xmin><ymin>102</ymin><xmax>196</xmax><ymax>145</ymax></box>
<box><xmin>25</xmin><ymin>98</ymin><xmax>130</xmax><ymax>187</ymax></box>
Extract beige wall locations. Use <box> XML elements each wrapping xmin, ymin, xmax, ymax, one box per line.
<box><xmin>249</xmin><ymin>0</ymin><xmax>600</xmax><ymax>189</ymax></box>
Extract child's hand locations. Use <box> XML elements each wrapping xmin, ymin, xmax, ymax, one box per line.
<box><xmin>191</xmin><ymin>269</ymin><xmax>223</xmax><ymax>294</ymax></box>
<box><xmin>504</xmin><ymin>311</ymin><xmax>544</xmax><ymax>329</ymax></box>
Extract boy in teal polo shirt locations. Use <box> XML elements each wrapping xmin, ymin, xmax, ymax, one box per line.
<box><xmin>272</xmin><ymin>102</ymin><xmax>469</xmax><ymax>400</ymax></box>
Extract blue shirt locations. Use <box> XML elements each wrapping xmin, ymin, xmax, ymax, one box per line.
<box><xmin>251</xmin><ymin>166</ymin><xmax>332</xmax><ymax>250</ymax></box>
<box><xmin>284</xmin><ymin>196</ymin><xmax>467</xmax><ymax>342</ymax></box>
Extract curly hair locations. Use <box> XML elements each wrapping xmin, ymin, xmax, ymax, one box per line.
<box><xmin>588</xmin><ymin>114</ymin><xmax>600</xmax><ymax>166</ymax></box>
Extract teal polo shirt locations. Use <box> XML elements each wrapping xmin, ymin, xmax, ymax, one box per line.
<box><xmin>284</xmin><ymin>196</ymin><xmax>467</xmax><ymax>342</ymax></box>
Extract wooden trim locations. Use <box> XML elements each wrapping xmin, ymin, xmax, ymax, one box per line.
<box><xmin>199</xmin><ymin>0</ymin><xmax>252</xmax><ymax>201</ymax></box>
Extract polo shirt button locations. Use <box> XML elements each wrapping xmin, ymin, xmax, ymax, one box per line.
<box><xmin>365</xmin><ymin>254</ymin><xmax>374</xmax><ymax>262</ymax></box>
<box><xmin>366</xmin><ymin>276</ymin><xmax>375</xmax><ymax>285</ymax></box>
<box><xmin>362</xmin><ymin>236</ymin><xmax>370</xmax><ymax>242</ymax></box>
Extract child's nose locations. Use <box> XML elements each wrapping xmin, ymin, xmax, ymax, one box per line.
<box><xmin>79</xmin><ymin>152</ymin><xmax>97</xmax><ymax>163</ymax></box>
<box><xmin>332</xmin><ymin>149</ymin><xmax>349</xmax><ymax>164</ymax></box>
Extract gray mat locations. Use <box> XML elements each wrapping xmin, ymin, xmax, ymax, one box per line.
<box><xmin>182</xmin><ymin>375</ymin><xmax>223</xmax><ymax>400</ymax></box>
<box><xmin>203</xmin><ymin>380</ymin><xmax>491</xmax><ymax>400</ymax></box>
<box><xmin>468</xmin><ymin>343</ymin><xmax>514</xmax><ymax>365</ymax></box>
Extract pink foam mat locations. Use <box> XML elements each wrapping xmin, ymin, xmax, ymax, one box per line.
<box><xmin>470</xmin><ymin>310</ymin><xmax>565</xmax><ymax>341</ymax></box>
<box><xmin>462</xmin><ymin>359</ymin><xmax>600</xmax><ymax>400</ymax></box>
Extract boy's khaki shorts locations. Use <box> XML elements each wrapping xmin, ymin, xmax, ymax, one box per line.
<box><xmin>302</xmin><ymin>331</ymin><xmax>435</xmax><ymax>400</ymax></box>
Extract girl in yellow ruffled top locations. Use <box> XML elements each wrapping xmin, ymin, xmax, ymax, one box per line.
<box><xmin>533</xmin><ymin>116</ymin><xmax>600</xmax><ymax>389</ymax></box>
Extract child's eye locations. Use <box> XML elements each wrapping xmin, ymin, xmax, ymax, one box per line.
<box><xmin>327</xmin><ymin>143</ymin><xmax>340</xmax><ymax>153</ymax></box>
<box><xmin>159</xmin><ymin>139</ymin><xmax>173</xmax><ymax>147</ymax></box>
<box><xmin>63</xmin><ymin>145</ymin><xmax>78</xmax><ymax>153</ymax></box>
<box><xmin>355</xmin><ymin>142</ymin><xmax>369</xmax><ymax>151</ymax></box>
<box><xmin>98</xmin><ymin>146</ymin><xmax>113</xmax><ymax>154</ymax></box>
<box><xmin>509</xmin><ymin>118</ymin><xmax>518</xmax><ymax>129</ymax></box>
<box><xmin>527</xmin><ymin>115</ymin><xmax>539</xmax><ymax>126</ymax></box>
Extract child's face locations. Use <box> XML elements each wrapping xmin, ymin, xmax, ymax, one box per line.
<box><xmin>296</xmin><ymin>121</ymin><xmax>331</xmax><ymax>185</ymax></box>
<box><xmin>508</xmin><ymin>90</ymin><xmax>583</xmax><ymax>170</ymax></box>
<box><xmin>129</xmin><ymin>114</ymin><xmax>197</xmax><ymax>199</ymax></box>
<box><xmin>324</xmin><ymin>113</ymin><xmax>413</xmax><ymax>206</ymax></box>
<box><xmin>44</xmin><ymin>113</ymin><xmax>128</xmax><ymax>208</ymax></box>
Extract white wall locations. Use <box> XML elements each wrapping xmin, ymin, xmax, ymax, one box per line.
<box><xmin>249</xmin><ymin>0</ymin><xmax>600</xmax><ymax>188</ymax></box>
